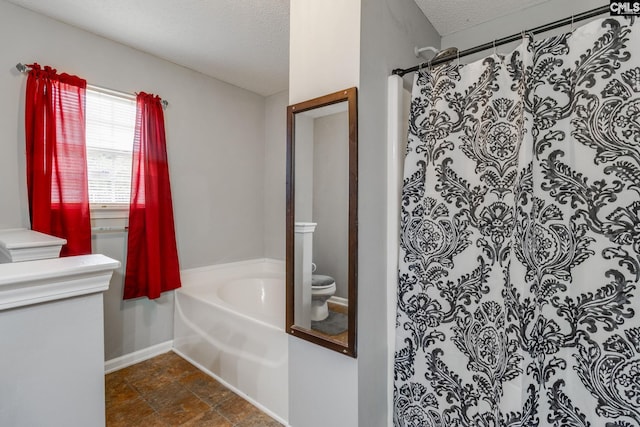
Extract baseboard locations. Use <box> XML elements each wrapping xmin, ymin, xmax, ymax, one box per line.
<box><xmin>328</xmin><ymin>296</ymin><xmax>348</xmax><ymax>308</ymax></box>
<box><xmin>104</xmin><ymin>340</ymin><xmax>174</xmax><ymax>374</ymax></box>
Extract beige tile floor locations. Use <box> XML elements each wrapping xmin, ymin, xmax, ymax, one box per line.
<box><xmin>105</xmin><ymin>351</ymin><xmax>283</xmax><ymax>426</ymax></box>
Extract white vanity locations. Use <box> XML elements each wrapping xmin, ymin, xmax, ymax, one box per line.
<box><xmin>0</xmin><ymin>229</ymin><xmax>119</xmax><ymax>427</ymax></box>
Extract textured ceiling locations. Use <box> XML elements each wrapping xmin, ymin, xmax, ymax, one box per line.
<box><xmin>6</xmin><ymin>0</ymin><xmax>290</xmax><ymax>97</ymax></box>
<box><xmin>413</xmin><ymin>0</ymin><xmax>550</xmax><ymax>36</ymax></box>
<box><xmin>7</xmin><ymin>0</ymin><xmax>550</xmax><ymax>97</ymax></box>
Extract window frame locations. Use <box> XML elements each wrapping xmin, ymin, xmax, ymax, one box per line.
<box><xmin>85</xmin><ymin>84</ymin><xmax>136</xmax><ymax>220</ymax></box>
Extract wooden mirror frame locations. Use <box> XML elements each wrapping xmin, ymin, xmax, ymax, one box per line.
<box><xmin>285</xmin><ymin>87</ymin><xmax>358</xmax><ymax>358</ymax></box>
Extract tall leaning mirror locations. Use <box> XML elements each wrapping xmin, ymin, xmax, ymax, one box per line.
<box><xmin>286</xmin><ymin>87</ymin><xmax>357</xmax><ymax>357</ymax></box>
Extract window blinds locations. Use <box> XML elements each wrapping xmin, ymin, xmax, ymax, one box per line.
<box><xmin>85</xmin><ymin>87</ymin><xmax>136</xmax><ymax>204</ymax></box>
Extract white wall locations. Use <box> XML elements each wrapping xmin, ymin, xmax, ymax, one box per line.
<box><xmin>289</xmin><ymin>0</ymin><xmax>361</xmax><ymax>105</ymax></box>
<box><xmin>288</xmin><ymin>1</ymin><xmax>361</xmax><ymax>426</ymax></box>
<box><xmin>0</xmin><ymin>0</ymin><xmax>267</xmax><ymax>360</ymax></box>
<box><xmin>358</xmin><ymin>0</ymin><xmax>440</xmax><ymax>425</ymax></box>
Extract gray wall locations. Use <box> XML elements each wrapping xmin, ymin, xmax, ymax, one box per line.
<box><xmin>293</xmin><ymin>115</ymin><xmax>315</xmax><ymax>222</ymax></box>
<box><xmin>358</xmin><ymin>0</ymin><xmax>440</xmax><ymax>425</ymax></box>
<box><xmin>0</xmin><ymin>293</ymin><xmax>107</xmax><ymax>426</ymax></box>
<box><xmin>264</xmin><ymin>90</ymin><xmax>289</xmax><ymax>260</ymax></box>
<box><xmin>94</xmin><ymin>234</ymin><xmax>174</xmax><ymax>360</ymax></box>
<box><xmin>0</xmin><ymin>0</ymin><xmax>267</xmax><ymax>360</ymax></box>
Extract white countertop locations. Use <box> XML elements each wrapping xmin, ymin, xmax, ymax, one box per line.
<box><xmin>0</xmin><ymin>228</ymin><xmax>68</xmax><ymax>262</ymax></box>
<box><xmin>0</xmin><ymin>254</ymin><xmax>120</xmax><ymax>310</ymax></box>
<box><xmin>0</xmin><ymin>228</ymin><xmax>66</xmax><ymax>249</ymax></box>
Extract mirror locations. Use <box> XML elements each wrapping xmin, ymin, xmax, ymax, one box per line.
<box><xmin>286</xmin><ymin>87</ymin><xmax>357</xmax><ymax>357</ymax></box>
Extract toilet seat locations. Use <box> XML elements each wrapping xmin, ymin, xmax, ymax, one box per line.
<box><xmin>312</xmin><ymin>274</ymin><xmax>335</xmax><ymax>290</ymax></box>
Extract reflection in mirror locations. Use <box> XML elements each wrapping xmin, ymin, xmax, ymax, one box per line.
<box><xmin>294</xmin><ymin>103</ymin><xmax>348</xmax><ymax>332</ymax></box>
<box><xmin>286</xmin><ymin>88</ymin><xmax>357</xmax><ymax>357</ymax></box>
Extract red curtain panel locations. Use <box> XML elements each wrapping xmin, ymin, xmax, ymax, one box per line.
<box><xmin>25</xmin><ymin>63</ymin><xmax>91</xmax><ymax>256</ymax></box>
<box><xmin>124</xmin><ymin>92</ymin><xmax>181</xmax><ymax>300</ymax></box>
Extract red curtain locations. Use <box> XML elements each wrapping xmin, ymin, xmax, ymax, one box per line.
<box><xmin>124</xmin><ymin>93</ymin><xmax>181</xmax><ymax>300</ymax></box>
<box><xmin>25</xmin><ymin>63</ymin><xmax>91</xmax><ymax>257</ymax></box>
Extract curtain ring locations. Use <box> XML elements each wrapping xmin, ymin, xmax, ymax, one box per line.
<box><xmin>418</xmin><ymin>60</ymin><xmax>428</xmax><ymax>77</ymax></box>
<box><xmin>493</xmin><ymin>40</ymin><xmax>497</xmax><ymax>56</ymax></box>
<box><xmin>570</xmin><ymin>15</ymin><xmax>575</xmax><ymax>33</ymax></box>
<box><xmin>456</xmin><ymin>49</ymin><xmax>461</xmax><ymax>68</ymax></box>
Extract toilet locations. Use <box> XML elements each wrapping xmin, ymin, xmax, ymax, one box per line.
<box><xmin>310</xmin><ymin>274</ymin><xmax>336</xmax><ymax>321</ymax></box>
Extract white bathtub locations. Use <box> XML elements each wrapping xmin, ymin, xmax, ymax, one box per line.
<box><xmin>173</xmin><ymin>259</ymin><xmax>288</xmax><ymax>424</ymax></box>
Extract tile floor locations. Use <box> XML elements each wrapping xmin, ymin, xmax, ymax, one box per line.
<box><xmin>105</xmin><ymin>351</ymin><xmax>283</xmax><ymax>426</ymax></box>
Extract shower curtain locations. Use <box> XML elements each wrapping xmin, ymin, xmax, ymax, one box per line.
<box><xmin>394</xmin><ymin>17</ymin><xmax>640</xmax><ymax>426</ymax></box>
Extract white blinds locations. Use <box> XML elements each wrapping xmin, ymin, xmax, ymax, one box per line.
<box><xmin>85</xmin><ymin>87</ymin><xmax>136</xmax><ymax>204</ymax></box>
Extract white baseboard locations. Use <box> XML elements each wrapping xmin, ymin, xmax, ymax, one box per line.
<box><xmin>104</xmin><ymin>340</ymin><xmax>174</xmax><ymax>374</ymax></box>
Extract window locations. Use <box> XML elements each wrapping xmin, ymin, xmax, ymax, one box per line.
<box><xmin>85</xmin><ymin>87</ymin><xmax>136</xmax><ymax>209</ymax></box>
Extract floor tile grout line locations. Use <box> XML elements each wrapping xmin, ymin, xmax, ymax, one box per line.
<box><xmin>106</xmin><ymin>352</ymin><xmax>282</xmax><ymax>426</ymax></box>
<box><xmin>137</xmin><ymin>365</ymin><xmax>220</xmax><ymax>425</ymax></box>
<box><xmin>116</xmin><ymin>366</ymin><xmax>189</xmax><ymax>423</ymax></box>
<box><xmin>133</xmin><ymin>373</ymin><xmax>209</xmax><ymax>425</ymax></box>
<box><xmin>123</xmin><ymin>377</ymin><xmax>164</xmax><ymax>420</ymax></box>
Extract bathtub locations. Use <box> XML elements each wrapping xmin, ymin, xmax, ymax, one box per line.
<box><xmin>173</xmin><ymin>259</ymin><xmax>288</xmax><ymax>424</ymax></box>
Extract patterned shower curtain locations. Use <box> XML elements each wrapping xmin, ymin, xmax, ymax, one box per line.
<box><xmin>394</xmin><ymin>17</ymin><xmax>640</xmax><ymax>426</ymax></box>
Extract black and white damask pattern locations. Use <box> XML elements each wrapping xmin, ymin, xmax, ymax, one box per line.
<box><xmin>394</xmin><ymin>17</ymin><xmax>640</xmax><ymax>426</ymax></box>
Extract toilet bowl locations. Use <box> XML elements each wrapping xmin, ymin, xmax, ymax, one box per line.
<box><xmin>311</xmin><ymin>274</ymin><xmax>336</xmax><ymax>321</ymax></box>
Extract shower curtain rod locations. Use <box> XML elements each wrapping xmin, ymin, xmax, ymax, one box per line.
<box><xmin>15</xmin><ymin>63</ymin><xmax>169</xmax><ymax>109</ymax></box>
<box><xmin>392</xmin><ymin>5</ymin><xmax>610</xmax><ymax>77</ymax></box>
